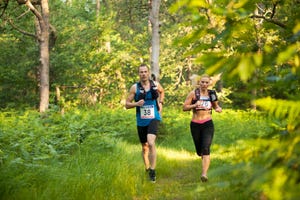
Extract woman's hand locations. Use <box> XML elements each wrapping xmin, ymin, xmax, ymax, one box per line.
<box><xmin>215</xmin><ymin>106</ymin><xmax>222</xmax><ymax>113</ymax></box>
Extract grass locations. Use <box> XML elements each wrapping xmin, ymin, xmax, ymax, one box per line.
<box><xmin>0</xmin><ymin>106</ymin><xmax>287</xmax><ymax>200</ymax></box>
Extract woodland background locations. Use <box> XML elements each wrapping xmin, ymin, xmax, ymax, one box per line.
<box><xmin>1</xmin><ymin>0</ymin><xmax>299</xmax><ymax>111</ymax></box>
<box><xmin>0</xmin><ymin>0</ymin><xmax>300</xmax><ymax>199</ymax></box>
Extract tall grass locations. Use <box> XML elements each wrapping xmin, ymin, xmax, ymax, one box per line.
<box><xmin>0</xmin><ymin>106</ymin><xmax>297</xmax><ymax>200</ymax></box>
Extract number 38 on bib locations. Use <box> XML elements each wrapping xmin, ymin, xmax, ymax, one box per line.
<box><xmin>140</xmin><ymin>105</ymin><xmax>155</xmax><ymax>119</ymax></box>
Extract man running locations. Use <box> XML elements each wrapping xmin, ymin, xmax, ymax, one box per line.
<box><xmin>125</xmin><ymin>64</ymin><xmax>164</xmax><ymax>183</ymax></box>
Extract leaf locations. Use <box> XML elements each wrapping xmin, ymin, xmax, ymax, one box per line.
<box><xmin>255</xmin><ymin>97</ymin><xmax>300</xmax><ymax>132</ymax></box>
<box><xmin>169</xmin><ymin>0</ymin><xmax>189</xmax><ymax>13</ymax></box>
<box><xmin>189</xmin><ymin>0</ymin><xmax>209</xmax><ymax>8</ymax></box>
<box><xmin>238</xmin><ymin>55</ymin><xmax>255</xmax><ymax>82</ymax></box>
<box><xmin>276</xmin><ymin>44</ymin><xmax>298</xmax><ymax>64</ymax></box>
<box><xmin>253</xmin><ymin>53</ymin><xmax>263</xmax><ymax>67</ymax></box>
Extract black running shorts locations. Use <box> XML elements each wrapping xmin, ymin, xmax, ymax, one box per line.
<box><xmin>190</xmin><ymin>120</ymin><xmax>214</xmax><ymax>156</ymax></box>
<box><xmin>137</xmin><ymin>119</ymin><xmax>160</xmax><ymax>143</ymax></box>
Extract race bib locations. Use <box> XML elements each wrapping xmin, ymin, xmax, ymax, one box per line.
<box><xmin>140</xmin><ymin>105</ymin><xmax>155</xmax><ymax>119</ymax></box>
<box><xmin>196</xmin><ymin>100</ymin><xmax>212</xmax><ymax>110</ymax></box>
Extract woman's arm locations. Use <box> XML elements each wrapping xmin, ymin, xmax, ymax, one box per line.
<box><xmin>212</xmin><ymin>101</ymin><xmax>222</xmax><ymax>113</ymax></box>
<box><xmin>183</xmin><ymin>91</ymin><xmax>198</xmax><ymax>111</ymax></box>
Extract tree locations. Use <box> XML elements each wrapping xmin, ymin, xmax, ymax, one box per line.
<box><xmin>1</xmin><ymin>0</ymin><xmax>54</xmax><ymax>112</ymax></box>
<box><xmin>149</xmin><ymin>0</ymin><xmax>161</xmax><ymax>80</ymax></box>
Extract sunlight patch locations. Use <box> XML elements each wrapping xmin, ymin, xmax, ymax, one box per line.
<box><xmin>159</xmin><ymin>148</ymin><xmax>197</xmax><ymax>160</ymax></box>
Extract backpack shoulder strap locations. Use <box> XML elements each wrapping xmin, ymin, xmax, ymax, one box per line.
<box><xmin>149</xmin><ymin>80</ymin><xmax>160</xmax><ymax>110</ymax></box>
<box><xmin>195</xmin><ymin>88</ymin><xmax>200</xmax><ymax>100</ymax></box>
<box><xmin>150</xmin><ymin>80</ymin><xmax>157</xmax><ymax>88</ymax></box>
<box><xmin>137</xmin><ymin>82</ymin><xmax>144</xmax><ymax>92</ymax></box>
<box><xmin>136</xmin><ymin>82</ymin><xmax>146</xmax><ymax>100</ymax></box>
<box><xmin>208</xmin><ymin>89</ymin><xmax>218</xmax><ymax>102</ymax></box>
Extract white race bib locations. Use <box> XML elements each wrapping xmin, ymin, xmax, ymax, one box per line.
<box><xmin>200</xmin><ymin>100</ymin><xmax>212</xmax><ymax>109</ymax></box>
<box><xmin>140</xmin><ymin>105</ymin><xmax>155</xmax><ymax>119</ymax></box>
<box><xmin>196</xmin><ymin>100</ymin><xmax>212</xmax><ymax>110</ymax></box>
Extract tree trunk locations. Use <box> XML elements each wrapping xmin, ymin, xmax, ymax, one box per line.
<box><xmin>25</xmin><ymin>0</ymin><xmax>50</xmax><ymax>112</ymax></box>
<box><xmin>149</xmin><ymin>0</ymin><xmax>161</xmax><ymax>81</ymax></box>
<box><xmin>250</xmin><ymin>3</ymin><xmax>265</xmax><ymax>111</ymax></box>
<box><xmin>39</xmin><ymin>0</ymin><xmax>50</xmax><ymax>112</ymax></box>
<box><xmin>96</xmin><ymin>0</ymin><xmax>100</xmax><ymax>17</ymax></box>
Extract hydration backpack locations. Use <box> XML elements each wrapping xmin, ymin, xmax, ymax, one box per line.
<box><xmin>137</xmin><ymin>80</ymin><xmax>160</xmax><ymax>110</ymax></box>
<box><xmin>194</xmin><ymin>88</ymin><xmax>218</xmax><ymax>114</ymax></box>
<box><xmin>195</xmin><ymin>88</ymin><xmax>218</xmax><ymax>102</ymax></box>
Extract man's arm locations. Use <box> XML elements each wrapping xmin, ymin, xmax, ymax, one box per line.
<box><xmin>125</xmin><ymin>84</ymin><xmax>144</xmax><ymax>109</ymax></box>
<box><xmin>157</xmin><ymin>82</ymin><xmax>165</xmax><ymax>104</ymax></box>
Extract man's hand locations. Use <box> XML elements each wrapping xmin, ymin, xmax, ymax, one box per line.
<box><xmin>136</xmin><ymin>99</ymin><xmax>145</xmax><ymax>107</ymax></box>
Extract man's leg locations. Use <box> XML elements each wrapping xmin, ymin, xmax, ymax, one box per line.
<box><xmin>142</xmin><ymin>142</ymin><xmax>150</xmax><ymax>170</ymax></box>
<box><xmin>147</xmin><ymin>134</ymin><xmax>157</xmax><ymax>169</ymax></box>
<box><xmin>147</xmin><ymin>133</ymin><xmax>157</xmax><ymax>182</ymax></box>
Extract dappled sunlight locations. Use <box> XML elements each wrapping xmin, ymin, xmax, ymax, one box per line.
<box><xmin>212</xmin><ymin>139</ymin><xmax>261</xmax><ymax>162</ymax></box>
<box><xmin>2</xmin><ymin>106</ymin><xmax>297</xmax><ymax>199</ymax></box>
<box><xmin>212</xmin><ymin>144</ymin><xmax>240</xmax><ymax>161</ymax></box>
<box><xmin>158</xmin><ymin>147</ymin><xmax>198</xmax><ymax>161</ymax></box>
<box><xmin>114</xmin><ymin>140</ymin><xmax>198</xmax><ymax>161</ymax></box>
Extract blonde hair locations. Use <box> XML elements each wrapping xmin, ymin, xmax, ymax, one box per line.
<box><xmin>190</xmin><ymin>73</ymin><xmax>222</xmax><ymax>88</ymax></box>
<box><xmin>190</xmin><ymin>74</ymin><xmax>210</xmax><ymax>87</ymax></box>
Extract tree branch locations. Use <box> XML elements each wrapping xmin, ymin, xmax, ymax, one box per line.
<box><xmin>8</xmin><ymin>18</ymin><xmax>37</xmax><ymax>38</ymax></box>
<box><xmin>251</xmin><ymin>2</ymin><xmax>285</xmax><ymax>29</ymax></box>
<box><xmin>250</xmin><ymin>14</ymin><xmax>286</xmax><ymax>29</ymax></box>
<box><xmin>25</xmin><ymin>0</ymin><xmax>43</xmax><ymax>21</ymax></box>
<box><xmin>16</xmin><ymin>8</ymin><xmax>31</xmax><ymax>19</ymax></box>
<box><xmin>17</xmin><ymin>0</ymin><xmax>40</xmax><ymax>5</ymax></box>
<box><xmin>0</xmin><ymin>0</ymin><xmax>9</xmax><ymax>18</ymax></box>
<box><xmin>270</xmin><ymin>2</ymin><xmax>278</xmax><ymax>19</ymax></box>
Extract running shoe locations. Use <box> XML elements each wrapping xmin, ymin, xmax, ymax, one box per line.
<box><xmin>201</xmin><ymin>175</ymin><xmax>208</xmax><ymax>182</ymax></box>
<box><xmin>149</xmin><ymin>169</ymin><xmax>156</xmax><ymax>183</ymax></box>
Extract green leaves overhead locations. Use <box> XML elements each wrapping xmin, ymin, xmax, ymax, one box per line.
<box><xmin>171</xmin><ymin>0</ymin><xmax>300</xmax><ymax>83</ymax></box>
<box><xmin>169</xmin><ymin>0</ymin><xmax>209</xmax><ymax>12</ymax></box>
<box><xmin>277</xmin><ymin>43</ymin><xmax>299</xmax><ymax>65</ymax></box>
<box><xmin>256</xmin><ymin>97</ymin><xmax>300</xmax><ymax>133</ymax></box>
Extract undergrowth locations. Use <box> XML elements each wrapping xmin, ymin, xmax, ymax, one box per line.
<box><xmin>0</xmin><ymin>106</ymin><xmax>299</xmax><ymax>200</ymax></box>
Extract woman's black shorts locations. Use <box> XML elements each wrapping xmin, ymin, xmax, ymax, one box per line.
<box><xmin>190</xmin><ymin>120</ymin><xmax>214</xmax><ymax>156</ymax></box>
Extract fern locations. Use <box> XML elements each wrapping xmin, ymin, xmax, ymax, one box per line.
<box><xmin>256</xmin><ymin>97</ymin><xmax>300</xmax><ymax>133</ymax></box>
<box><xmin>252</xmin><ymin>97</ymin><xmax>300</xmax><ymax>199</ymax></box>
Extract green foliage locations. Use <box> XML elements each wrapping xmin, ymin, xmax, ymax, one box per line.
<box><xmin>171</xmin><ymin>0</ymin><xmax>300</xmax><ymax>108</ymax></box>
<box><xmin>0</xmin><ymin>1</ymin><xmax>40</xmax><ymax>108</ymax></box>
<box><xmin>168</xmin><ymin>1</ymin><xmax>300</xmax><ymax>199</ymax></box>
<box><xmin>0</xmin><ymin>106</ymin><xmax>138</xmax><ymax>199</ymax></box>
<box><xmin>1</xmin><ymin>1</ymin><xmax>300</xmax><ymax>198</ymax></box>
<box><xmin>2</xmin><ymin>106</ymin><xmax>298</xmax><ymax>199</ymax></box>
<box><xmin>256</xmin><ymin>97</ymin><xmax>300</xmax><ymax>133</ymax></box>
<box><xmin>1</xmin><ymin>0</ymin><xmax>299</xmax><ymax>111</ymax></box>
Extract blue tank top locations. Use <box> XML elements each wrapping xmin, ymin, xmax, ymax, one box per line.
<box><xmin>135</xmin><ymin>83</ymin><xmax>161</xmax><ymax>126</ymax></box>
